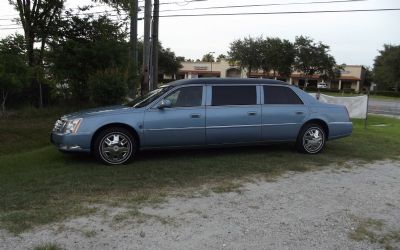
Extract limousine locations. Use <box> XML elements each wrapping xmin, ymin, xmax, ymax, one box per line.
<box><xmin>51</xmin><ymin>78</ymin><xmax>352</xmax><ymax>165</ymax></box>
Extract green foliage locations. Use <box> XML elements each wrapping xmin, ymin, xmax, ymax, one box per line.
<box><xmin>202</xmin><ymin>52</ymin><xmax>215</xmax><ymax>62</ymax></box>
<box><xmin>0</xmin><ymin>35</ymin><xmax>29</xmax><ymax>113</ymax></box>
<box><xmin>294</xmin><ymin>36</ymin><xmax>339</xmax><ymax>82</ymax></box>
<box><xmin>216</xmin><ymin>54</ymin><xmax>226</xmax><ymax>62</ymax></box>
<box><xmin>48</xmin><ymin>14</ymin><xmax>129</xmax><ymax>103</ymax></box>
<box><xmin>228</xmin><ymin>36</ymin><xmax>263</xmax><ymax>75</ymax></box>
<box><xmin>88</xmin><ymin>69</ymin><xmax>128</xmax><ymax>105</ymax></box>
<box><xmin>373</xmin><ymin>44</ymin><xmax>400</xmax><ymax>91</ymax></box>
<box><xmin>158</xmin><ymin>47</ymin><xmax>183</xmax><ymax>75</ymax></box>
<box><xmin>260</xmin><ymin>37</ymin><xmax>295</xmax><ymax>77</ymax></box>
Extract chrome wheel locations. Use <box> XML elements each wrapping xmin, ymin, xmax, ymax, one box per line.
<box><xmin>302</xmin><ymin>127</ymin><xmax>325</xmax><ymax>154</ymax></box>
<box><xmin>99</xmin><ymin>132</ymin><xmax>133</xmax><ymax>165</ymax></box>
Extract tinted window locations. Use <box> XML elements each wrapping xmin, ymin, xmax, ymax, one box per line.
<box><xmin>212</xmin><ymin>86</ymin><xmax>257</xmax><ymax>106</ymax></box>
<box><xmin>164</xmin><ymin>86</ymin><xmax>203</xmax><ymax>107</ymax></box>
<box><xmin>264</xmin><ymin>86</ymin><xmax>303</xmax><ymax>105</ymax></box>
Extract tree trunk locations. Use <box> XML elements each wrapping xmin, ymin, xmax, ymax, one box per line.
<box><xmin>1</xmin><ymin>90</ymin><xmax>7</xmax><ymax>115</ymax></box>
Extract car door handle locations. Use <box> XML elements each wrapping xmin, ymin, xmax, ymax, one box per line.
<box><xmin>295</xmin><ymin>111</ymin><xmax>304</xmax><ymax>115</ymax></box>
<box><xmin>247</xmin><ymin>111</ymin><xmax>257</xmax><ymax>116</ymax></box>
<box><xmin>191</xmin><ymin>114</ymin><xmax>201</xmax><ymax>118</ymax></box>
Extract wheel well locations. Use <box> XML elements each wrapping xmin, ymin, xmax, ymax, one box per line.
<box><xmin>90</xmin><ymin>123</ymin><xmax>140</xmax><ymax>152</ymax></box>
<box><xmin>303</xmin><ymin>119</ymin><xmax>329</xmax><ymax>139</ymax></box>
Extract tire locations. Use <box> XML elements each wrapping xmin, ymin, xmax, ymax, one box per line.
<box><xmin>93</xmin><ymin>127</ymin><xmax>137</xmax><ymax>165</ymax></box>
<box><xmin>296</xmin><ymin>123</ymin><xmax>326</xmax><ymax>154</ymax></box>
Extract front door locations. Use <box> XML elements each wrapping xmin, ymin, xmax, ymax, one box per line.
<box><xmin>143</xmin><ymin>85</ymin><xmax>205</xmax><ymax>147</ymax></box>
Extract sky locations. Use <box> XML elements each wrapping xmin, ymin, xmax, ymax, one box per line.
<box><xmin>1</xmin><ymin>0</ymin><xmax>399</xmax><ymax>67</ymax></box>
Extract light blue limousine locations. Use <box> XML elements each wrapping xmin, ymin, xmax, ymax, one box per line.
<box><xmin>51</xmin><ymin>78</ymin><xmax>352</xmax><ymax>165</ymax></box>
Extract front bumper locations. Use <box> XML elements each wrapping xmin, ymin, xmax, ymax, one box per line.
<box><xmin>50</xmin><ymin>132</ymin><xmax>91</xmax><ymax>153</ymax></box>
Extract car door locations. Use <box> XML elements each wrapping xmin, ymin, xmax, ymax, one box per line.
<box><xmin>206</xmin><ymin>84</ymin><xmax>261</xmax><ymax>144</ymax></box>
<box><xmin>261</xmin><ymin>85</ymin><xmax>308</xmax><ymax>141</ymax></box>
<box><xmin>143</xmin><ymin>85</ymin><xmax>206</xmax><ymax>147</ymax></box>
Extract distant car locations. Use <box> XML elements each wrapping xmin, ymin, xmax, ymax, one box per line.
<box><xmin>51</xmin><ymin>78</ymin><xmax>352</xmax><ymax>165</ymax></box>
<box><xmin>317</xmin><ymin>82</ymin><xmax>328</xmax><ymax>89</ymax></box>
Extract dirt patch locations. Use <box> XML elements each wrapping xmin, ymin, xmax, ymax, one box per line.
<box><xmin>1</xmin><ymin>160</ymin><xmax>399</xmax><ymax>250</ymax></box>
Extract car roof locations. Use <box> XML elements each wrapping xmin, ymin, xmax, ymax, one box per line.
<box><xmin>165</xmin><ymin>78</ymin><xmax>291</xmax><ymax>87</ymax></box>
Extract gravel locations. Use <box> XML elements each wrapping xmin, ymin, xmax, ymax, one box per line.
<box><xmin>1</xmin><ymin>160</ymin><xmax>399</xmax><ymax>250</ymax></box>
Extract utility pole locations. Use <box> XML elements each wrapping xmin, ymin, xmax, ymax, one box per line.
<box><xmin>129</xmin><ymin>0</ymin><xmax>139</xmax><ymax>96</ymax></box>
<box><xmin>150</xmin><ymin>0</ymin><xmax>159</xmax><ymax>90</ymax></box>
<box><xmin>141</xmin><ymin>0</ymin><xmax>152</xmax><ymax>96</ymax></box>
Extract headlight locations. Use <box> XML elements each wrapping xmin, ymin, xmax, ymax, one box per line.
<box><xmin>63</xmin><ymin>118</ymin><xmax>82</xmax><ymax>134</ymax></box>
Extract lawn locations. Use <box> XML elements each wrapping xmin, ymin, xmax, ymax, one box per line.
<box><xmin>0</xmin><ymin>110</ymin><xmax>400</xmax><ymax>234</ymax></box>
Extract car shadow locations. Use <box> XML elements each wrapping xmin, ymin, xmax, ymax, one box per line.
<box><xmin>60</xmin><ymin>143</ymin><xmax>298</xmax><ymax>166</ymax></box>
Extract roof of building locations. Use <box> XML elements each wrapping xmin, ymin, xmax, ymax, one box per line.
<box><xmin>167</xmin><ymin>77</ymin><xmax>290</xmax><ymax>86</ymax></box>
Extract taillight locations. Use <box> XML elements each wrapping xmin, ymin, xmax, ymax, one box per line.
<box><xmin>345</xmin><ymin>106</ymin><xmax>350</xmax><ymax>120</ymax></box>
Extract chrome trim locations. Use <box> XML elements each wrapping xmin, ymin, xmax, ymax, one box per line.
<box><xmin>145</xmin><ymin>126</ymin><xmax>204</xmax><ymax>131</ymax></box>
<box><xmin>207</xmin><ymin>124</ymin><xmax>261</xmax><ymax>129</ymax></box>
<box><xmin>329</xmin><ymin>121</ymin><xmax>353</xmax><ymax>124</ymax></box>
<box><xmin>261</xmin><ymin>123</ymin><xmax>298</xmax><ymax>126</ymax></box>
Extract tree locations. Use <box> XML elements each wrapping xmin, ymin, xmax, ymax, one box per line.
<box><xmin>260</xmin><ymin>37</ymin><xmax>295</xmax><ymax>78</ymax></box>
<box><xmin>216</xmin><ymin>54</ymin><xmax>226</xmax><ymax>62</ymax></box>
<box><xmin>0</xmin><ymin>35</ymin><xmax>29</xmax><ymax>114</ymax></box>
<box><xmin>228</xmin><ymin>37</ymin><xmax>263</xmax><ymax>77</ymax></box>
<box><xmin>202</xmin><ymin>53</ymin><xmax>215</xmax><ymax>62</ymax></box>
<box><xmin>48</xmin><ymin>14</ymin><xmax>129</xmax><ymax>103</ymax></box>
<box><xmin>373</xmin><ymin>44</ymin><xmax>400</xmax><ymax>91</ymax></box>
<box><xmin>9</xmin><ymin>0</ymin><xmax>64</xmax><ymax>108</ymax></box>
<box><xmin>294</xmin><ymin>36</ymin><xmax>339</xmax><ymax>88</ymax></box>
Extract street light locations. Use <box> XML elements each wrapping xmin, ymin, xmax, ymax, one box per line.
<box><xmin>209</xmin><ymin>51</ymin><xmax>215</xmax><ymax>75</ymax></box>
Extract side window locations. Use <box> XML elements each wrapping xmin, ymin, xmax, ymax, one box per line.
<box><xmin>264</xmin><ymin>86</ymin><xmax>303</xmax><ymax>105</ymax></box>
<box><xmin>164</xmin><ymin>86</ymin><xmax>203</xmax><ymax>107</ymax></box>
<box><xmin>212</xmin><ymin>86</ymin><xmax>257</xmax><ymax>106</ymax></box>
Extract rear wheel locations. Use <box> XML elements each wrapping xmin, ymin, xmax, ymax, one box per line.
<box><xmin>296</xmin><ymin>123</ymin><xmax>326</xmax><ymax>154</ymax></box>
<box><xmin>94</xmin><ymin>127</ymin><xmax>137</xmax><ymax>165</ymax></box>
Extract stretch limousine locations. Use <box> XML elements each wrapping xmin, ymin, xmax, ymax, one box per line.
<box><xmin>51</xmin><ymin>78</ymin><xmax>352</xmax><ymax>165</ymax></box>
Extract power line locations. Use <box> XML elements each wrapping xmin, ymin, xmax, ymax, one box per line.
<box><xmin>159</xmin><ymin>0</ymin><xmax>367</xmax><ymax>12</ymax></box>
<box><xmin>156</xmin><ymin>8</ymin><xmax>400</xmax><ymax>18</ymax></box>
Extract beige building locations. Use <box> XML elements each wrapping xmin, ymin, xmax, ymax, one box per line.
<box><xmin>173</xmin><ymin>60</ymin><xmax>366</xmax><ymax>92</ymax></box>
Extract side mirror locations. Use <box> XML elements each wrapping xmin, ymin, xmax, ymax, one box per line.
<box><xmin>158</xmin><ymin>99</ymin><xmax>172</xmax><ymax>109</ymax></box>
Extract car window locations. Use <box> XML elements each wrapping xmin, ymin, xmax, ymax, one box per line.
<box><xmin>164</xmin><ymin>86</ymin><xmax>203</xmax><ymax>107</ymax></box>
<box><xmin>263</xmin><ymin>86</ymin><xmax>303</xmax><ymax>105</ymax></box>
<box><xmin>212</xmin><ymin>86</ymin><xmax>257</xmax><ymax>106</ymax></box>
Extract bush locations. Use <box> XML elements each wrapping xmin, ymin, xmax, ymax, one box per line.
<box><xmin>88</xmin><ymin>69</ymin><xmax>128</xmax><ymax>106</ymax></box>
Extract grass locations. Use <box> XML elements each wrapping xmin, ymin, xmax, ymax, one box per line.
<box><xmin>32</xmin><ymin>243</ymin><xmax>63</xmax><ymax>250</ymax></box>
<box><xmin>1</xmin><ymin>110</ymin><xmax>400</xmax><ymax>234</ymax></box>
<box><xmin>349</xmin><ymin>217</ymin><xmax>400</xmax><ymax>250</ymax></box>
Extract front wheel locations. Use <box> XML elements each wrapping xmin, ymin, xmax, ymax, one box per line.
<box><xmin>94</xmin><ymin>127</ymin><xmax>137</xmax><ymax>165</ymax></box>
<box><xmin>296</xmin><ymin>124</ymin><xmax>326</xmax><ymax>154</ymax></box>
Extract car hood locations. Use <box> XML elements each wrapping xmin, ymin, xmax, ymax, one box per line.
<box><xmin>62</xmin><ymin>105</ymin><xmax>143</xmax><ymax>119</ymax></box>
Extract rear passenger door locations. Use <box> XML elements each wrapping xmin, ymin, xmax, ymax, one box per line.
<box><xmin>261</xmin><ymin>85</ymin><xmax>308</xmax><ymax>141</ymax></box>
<box><xmin>206</xmin><ymin>85</ymin><xmax>261</xmax><ymax>144</ymax></box>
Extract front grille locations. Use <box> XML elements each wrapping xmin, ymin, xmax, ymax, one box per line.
<box><xmin>53</xmin><ymin>119</ymin><xmax>67</xmax><ymax>133</ymax></box>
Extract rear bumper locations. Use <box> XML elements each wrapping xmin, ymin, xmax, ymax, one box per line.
<box><xmin>328</xmin><ymin>121</ymin><xmax>353</xmax><ymax>140</ymax></box>
<box><xmin>50</xmin><ymin>132</ymin><xmax>91</xmax><ymax>153</ymax></box>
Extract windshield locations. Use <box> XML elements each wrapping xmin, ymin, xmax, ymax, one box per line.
<box><xmin>126</xmin><ymin>86</ymin><xmax>173</xmax><ymax>108</ymax></box>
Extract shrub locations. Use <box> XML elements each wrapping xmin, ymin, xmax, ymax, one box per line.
<box><xmin>88</xmin><ymin>69</ymin><xmax>128</xmax><ymax>106</ymax></box>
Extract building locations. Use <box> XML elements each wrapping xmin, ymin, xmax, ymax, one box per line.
<box><xmin>173</xmin><ymin>60</ymin><xmax>366</xmax><ymax>92</ymax></box>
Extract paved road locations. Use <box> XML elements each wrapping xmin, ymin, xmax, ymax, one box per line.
<box><xmin>369</xmin><ymin>99</ymin><xmax>400</xmax><ymax>116</ymax></box>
